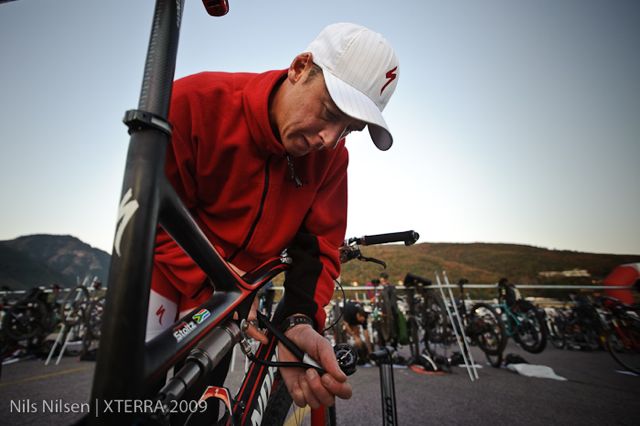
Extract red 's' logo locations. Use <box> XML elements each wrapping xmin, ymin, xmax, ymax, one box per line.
<box><xmin>156</xmin><ymin>304</ymin><xmax>166</xmax><ymax>325</ymax></box>
<box><xmin>380</xmin><ymin>66</ymin><xmax>398</xmax><ymax>95</ymax></box>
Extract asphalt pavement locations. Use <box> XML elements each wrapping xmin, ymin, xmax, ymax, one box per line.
<box><xmin>0</xmin><ymin>342</ymin><xmax>638</xmax><ymax>425</ymax></box>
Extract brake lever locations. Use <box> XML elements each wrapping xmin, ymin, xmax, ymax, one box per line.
<box><xmin>358</xmin><ymin>255</ymin><xmax>387</xmax><ymax>269</ymax></box>
<box><xmin>339</xmin><ymin>245</ymin><xmax>360</xmax><ymax>264</ymax></box>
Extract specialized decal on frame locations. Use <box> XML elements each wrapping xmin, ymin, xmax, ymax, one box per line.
<box><xmin>114</xmin><ymin>188</ymin><xmax>140</xmax><ymax>257</ymax></box>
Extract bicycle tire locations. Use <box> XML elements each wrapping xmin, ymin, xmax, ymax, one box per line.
<box><xmin>606</xmin><ymin>324</ymin><xmax>640</xmax><ymax>375</ymax></box>
<box><xmin>2</xmin><ymin>298</ymin><xmax>49</xmax><ymax>341</ymax></box>
<box><xmin>422</xmin><ymin>290</ymin><xmax>450</xmax><ymax>345</ymax></box>
<box><xmin>548</xmin><ymin>315</ymin><xmax>566</xmax><ymax>349</ymax></box>
<box><xmin>513</xmin><ymin>300</ymin><xmax>547</xmax><ymax>354</ymax></box>
<box><xmin>261</xmin><ymin>371</ymin><xmax>336</xmax><ymax>426</ymax></box>
<box><xmin>485</xmin><ymin>350</ymin><xmax>503</xmax><ymax>368</ymax></box>
<box><xmin>468</xmin><ymin>302</ymin><xmax>507</xmax><ymax>356</ymax></box>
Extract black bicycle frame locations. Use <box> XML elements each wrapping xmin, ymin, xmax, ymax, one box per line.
<box><xmin>87</xmin><ymin>1</ymin><xmax>289</xmax><ymax>423</ymax></box>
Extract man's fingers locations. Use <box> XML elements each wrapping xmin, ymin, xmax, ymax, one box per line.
<box><xmin>290</xmin><ymin>377</ymin><xmax>307</xmax><ymax>408</ymax></box>
<box><xmin>321</xmin><ymin>373</ymin><xmax>352</xmax><ymax>400</ymax></box>
<box><xmin>248</xmin><ymin>297</ymin><xmax>259</xmax><ymax>321</ymax></box>
<box><xmin>245</xmin><ymin>323</ymin><xmax>268</xmax><ymax>345</ymax></box>
<box><xmin>305</xmin><ymin>368</ymin><xmax>335</xmax><ymax>407</ymax></box>
<box><xmin>298</xmin><ymin>374</ymin><xmax>321</xmax><ymax>410</ymax></box>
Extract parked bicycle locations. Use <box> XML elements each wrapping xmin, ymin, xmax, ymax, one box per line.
<box><xmin>488</xmin><ymin>278</ymin><xmax>547</xmax><ymax>366</ymax></box>
<box><xmin>47</xmin><ymin>278</ymin><xmax>105</xmax><ymax>363</ymax></box>
<box><xmin>456</xmin><ymin>279</ymin><xmax>506</xmax><ymax>360</ymax></box>
<box><xmin>545</xmin><ymin>294</ymin><xmax>602</xmax><ymax>351</ymax></box>
<box><xmin>595</xmin><ymin>295</ymin><xmax>640</xmax><ymax>375</ymax></box>
<box><xmin>404</xmin><ymin>274</ymin><xmax>506</xmax><ymax>370</ymax></box>
<box><xmin>1</xmin><ymin>285</ymin><xmax>62</xmax><ymax>361</ymax></box>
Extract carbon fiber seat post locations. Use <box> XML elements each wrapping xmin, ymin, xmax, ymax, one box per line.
<box><xmin>89</xmin><ymin>1</ymin><xmax>184</xmax><ymax>423</ymax></box>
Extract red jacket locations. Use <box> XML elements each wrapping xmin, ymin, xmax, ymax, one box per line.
<box><xmin>153</xmin><ymin>70</ymin><xmax>348</xmax><ymax>328</ymax></box>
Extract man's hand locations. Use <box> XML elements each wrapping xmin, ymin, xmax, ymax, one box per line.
<box><xmin>278</xmin><ymin>324</ymin><xmax>352</xmax><ymax>409</ymax></box>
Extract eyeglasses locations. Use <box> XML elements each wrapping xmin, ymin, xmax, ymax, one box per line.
<box><xmin>338</xmin><ymin>126</ymin><xmax>354</xmax><ymax>142</ymax></box>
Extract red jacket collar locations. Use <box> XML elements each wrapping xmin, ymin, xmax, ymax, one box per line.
<box><xmin>242</xmin><ymin>69</ymin><xmax>288</xmax><ymax>157</ymax></box>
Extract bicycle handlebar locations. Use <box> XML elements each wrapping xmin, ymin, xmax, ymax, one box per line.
<box><xmin>351</xmin><ymin>230</ymin><xmax>419</xmax><ymax>246</ymax></box>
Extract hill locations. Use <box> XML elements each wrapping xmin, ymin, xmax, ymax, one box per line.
<box><xmin>339</xmin><ymin>242</ymin><xmax>640</xmax><ymax>297</ymax></box>
<box><xmin>1</xmin><ymin>235</ymin><xmax>638</xmax><ymax>296</ymax></box>
<box><xmin>0</xmin><ymin>235</ymin><xmax>110</xmax><ymax>291</ymax></box>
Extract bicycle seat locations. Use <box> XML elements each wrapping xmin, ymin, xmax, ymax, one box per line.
<box><xmin>403</xmin><ymin>273</ymin><xmax>432</xmax><ymax>287</ymax></box>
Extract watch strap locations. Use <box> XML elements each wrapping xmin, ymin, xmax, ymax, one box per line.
<box><xmin>279</xmin><ymin>314</ymin><xmax>314</xmax><ymax>333</ymax></box>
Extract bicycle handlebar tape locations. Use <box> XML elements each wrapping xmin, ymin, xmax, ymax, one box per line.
<box><xmin>361</xmin><ymin>230</ymin><xmax>419</xmax><ymax>246</ymax></box>
<box><xmin>202</xmin><ymin>0</ymin><xmax>229</xmax><ymax>16</ymax></box>
<box><xmin>403</xmin><ymin>273</ymin><xmax>432</xmax><ymax>287</ymax></box>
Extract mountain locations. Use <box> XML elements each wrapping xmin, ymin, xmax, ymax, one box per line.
<box><xmin>0</xmin><ymin>234</ymin><xmax>110</xmax><ymax>291</ymax></box>
<box><xmin>339</xmin><ymin>242</ymin><xmax>640</xmax><ymax>298</ymax></box>
<box><xmin>1</xmin><ymin>234</ymin><xmax>638</xmax><ymax>297</ymax></box>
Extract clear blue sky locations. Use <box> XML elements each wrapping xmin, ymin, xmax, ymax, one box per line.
<box><xmin>1</xmin><ymin>0</ymin><xmax>639</xmax><ymax>255</ymax></box>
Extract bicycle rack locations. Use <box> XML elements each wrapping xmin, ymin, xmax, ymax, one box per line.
<box><xmin>435</xmin><ymin>271</ymin><xmax>479</xmax><ymax>381</ymax></box>
<box><xmin>45</xmin><ymin>283</ymin><xmax>89</xmax><ymax>366</ymax></box>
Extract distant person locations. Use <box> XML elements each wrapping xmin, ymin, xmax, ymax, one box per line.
<box><xmin>376</xmin><ymin>271</ymin><xmax>401</xmax><ymax>348</ymax></box>
<box><xmin>380</xmin><ymin>272</ymin><xmax>391</xmax><ymax>286</ymax></box>
<box><xmin>366</xmin><ymin>278</ymin><xmax>380</xmax><ymax>301</ymax></box>
<box><xmin>498</xmin><ymin>277</ymin><xmax>519</xmax><ymax>306</ymax></box>
<box><xmin>341</xmin><ymin>301</ymin><xmax>373</xmax><ymax>364</ymax></box>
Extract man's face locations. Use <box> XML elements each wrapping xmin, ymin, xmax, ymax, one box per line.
<box><xmin>277</xmin><ymin>58</ymin><xmax>365</xmax><ymax>157</ymax></box>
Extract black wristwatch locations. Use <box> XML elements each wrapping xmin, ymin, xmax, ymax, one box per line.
<box><xmin>279</xmin><ymin>314</ymin><xmax>314</xmax><ymax>333</ymax></box>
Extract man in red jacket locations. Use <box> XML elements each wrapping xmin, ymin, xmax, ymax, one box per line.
<box><xmin>147</xmin><ymin>22</ymin><xmax>399</xmax><ymax>412</ymax></box>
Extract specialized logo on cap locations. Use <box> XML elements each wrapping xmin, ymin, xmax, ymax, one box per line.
<box><xmin>380</xmin><ymin>66</ymin><xmax>398</xmax><ymax>95</ymax></box>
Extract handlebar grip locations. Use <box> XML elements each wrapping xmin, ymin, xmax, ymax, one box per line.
<box><xmin>359</xmin><ymin>230</ymin><xmax>419</xmax><ymax>246</ymax></box>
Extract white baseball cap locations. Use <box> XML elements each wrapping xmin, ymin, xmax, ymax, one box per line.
<box><xmin>306</xmin><ymin>23</ymin><xmax>399</xmax><ymax>151</ymax></box>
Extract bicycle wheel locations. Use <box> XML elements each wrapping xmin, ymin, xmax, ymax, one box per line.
<box><xmin>468</xmin><ymin>303</ymin><xmax>507</xmax><ymax>356</ymax></box>
<box><xmin>485</xmin><ymin>350</ymin><xmax>503</xmax><ymax>368</ymax></box>
<box><xmin>2</xmin><ymin>299</ymin><xmax>48</xmax><ymax>341</ymax></box>
<box><xmin>421</xmin><ymin>291</ymin><xmax>450</xmax><ymax>345</ymax></box>
<box><xmin>513</xmin><ymin>300</ymin><xmax>547</xmax><ymax>354</ymax></box>
<box><xmin>261</xmin><ymin>371</ymin><xmax>336</xmax><ymax>426</ymax></box>
<box><xmin>606</xmin><ymin>322</ymin><xmax>640</xmax><ymax>375</ymax></box>
<box><xmin>548</xmin><ymin>315</ymin><xmax>566</xmax><ymax>349</ymax></box>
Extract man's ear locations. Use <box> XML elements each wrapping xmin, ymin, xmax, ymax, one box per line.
<box><xmin>288</xmin><ymin>52</ymin><xmax>313</xmax><ymax>83</ymax></box>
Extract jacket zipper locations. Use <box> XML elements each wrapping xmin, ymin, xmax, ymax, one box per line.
<box><xmin>228</xmin><ymin>157</ymin><xmax>272</xmax><ymax>263</ymax></box>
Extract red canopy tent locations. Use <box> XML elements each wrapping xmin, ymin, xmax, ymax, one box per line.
<box><xmin>603</xmin><ymin>263</ymin><xmax>640</xmax><ymax>304</ymax></box>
